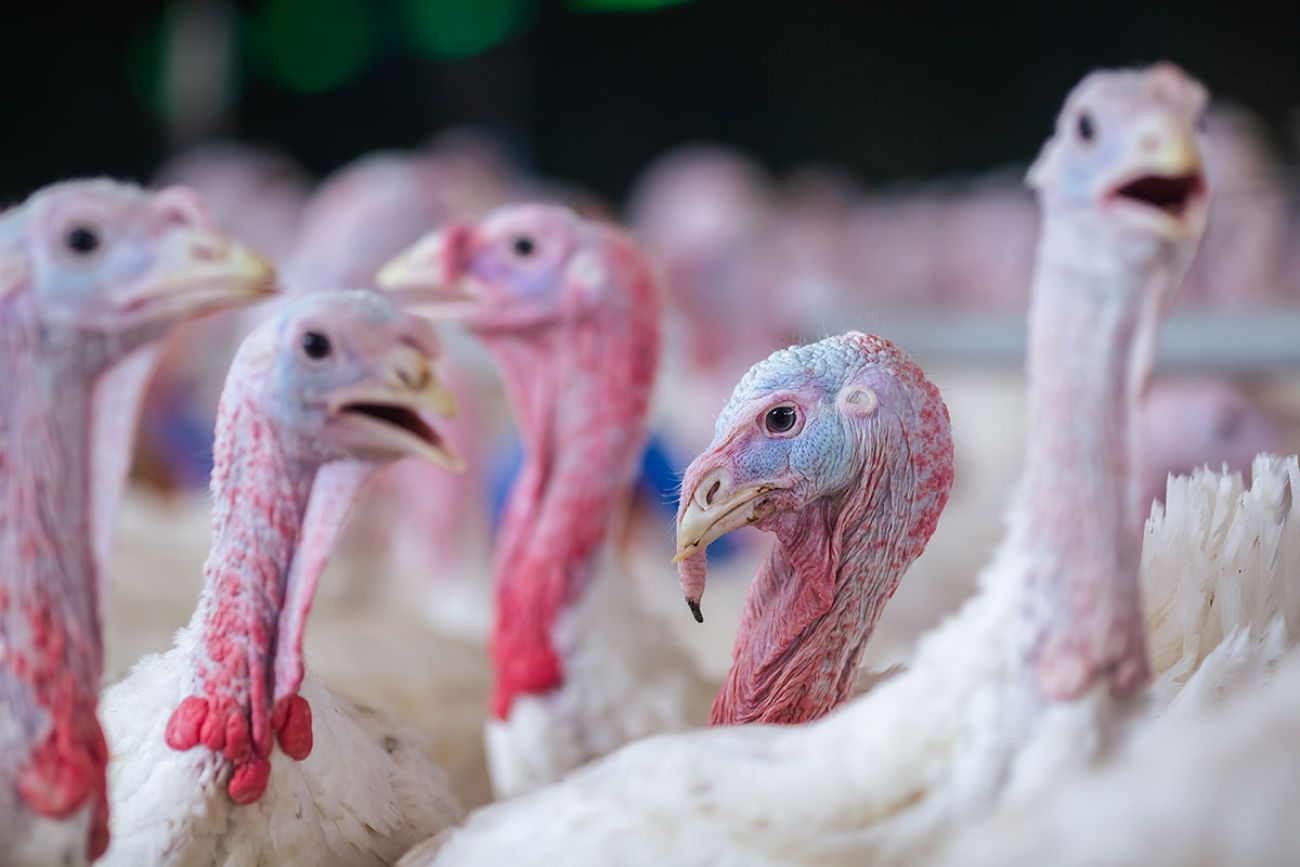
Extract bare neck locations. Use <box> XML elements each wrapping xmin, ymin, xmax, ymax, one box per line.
<box><xmin>485</xmin><ymin>305</ymin><xmax>656</xmax><ymax>717</ymax></box>
<box><xmin>184</xmin><ymin>392</ymin><xmax>315</xmax><ymax>754</ymax></box>
<box><xmin>713</xmin><ymin>438</ymin><xmax>914</xmax><ymax>725</ymax></box>
<box><xmin>0</xmin><ymin>304</ymin><xmax>109</xmax><ymax>858</ymax></box>
<box><xmin>1017</xmin><ymin>216</ymin><xmax>1182</xmax><ymax>697</ymax></box>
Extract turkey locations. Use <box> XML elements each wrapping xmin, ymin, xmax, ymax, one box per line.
<box><xmin>101</xmin><ymin>291</ymin><xmax>463</xmax><ymax>866</ymax></box>
<box><xmin>672</xmin><ymin>332</ymin><xmax>954</xmax><ymax>724</ymax></box>
<box><xmin>393</xmin><ymin>62</ymin><xmax>1294</xmax><ymax>867</ymax></box>
<box><xmin>379</xmin><ymin>204</ymin><xmax>717</xmax><ymax>798</ymax></box>
<box><xmin>0</xmin><ymin>178</ymin><xmax>273</xmax><ymax>864</ymax></box>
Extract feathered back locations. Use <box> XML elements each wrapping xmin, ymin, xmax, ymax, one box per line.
<box><xmin>1142</xmin><ymin>454</ymin><xmax>1300</xmax><ymax>711</ymax></box>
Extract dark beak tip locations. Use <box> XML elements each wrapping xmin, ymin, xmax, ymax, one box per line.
<box><xmin>686</xmin><ymin>597</ymin><xmax>704</xmax><ymax>624</ymax></box>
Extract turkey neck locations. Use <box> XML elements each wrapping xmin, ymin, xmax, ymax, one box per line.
<box><xmin>0</xmin><ymin>302</ymin><xmax>110</xmax><ymax>858</ymax></box>
<box><xmin>1018</xmin><ymin>215</ymin><xmax>1183</xmax><ymax>691</ymax></box>
<box><xmin>183</xmin><ymin>388</ymin><xmax>316</xmax><ymax>758</ymax></box>
<box><xmin>485</xmin><ymin>298</ymin><xmax>657</xmax><ymax>719</ymax></box>
<box><xmin>713</xmin><ymin>427</ymin><xmax>916</xmax><ymax>725</ymax></box>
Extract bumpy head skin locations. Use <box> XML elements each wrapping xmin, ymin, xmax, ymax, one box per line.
<box><xmin>1021</xmin><ymin>63</ymin><xmax>1211</xmax><ymax>702</ymax></box>
<box><xmin>229</xmin><ymin>290</ymin><xmax>461</xmax><ymax>471</ymax></box>
<box><xmin>676</xmin><ymin>332</ymin><xmax>953</xmax><ymax>724</ymax></box>
<box><xmin>164</xmin><ymin>290</ymin><xmax>463</xmax><ymax>805</ymax></box>
<box><xmin>378</xmin><ymin>204</ymin><xmax>660</xmax><ymax>719</ymax></box>
<box><xmin>0</xmin><ymin>179</ymin><xmax>274</xmax><ymax>353</ymax></box>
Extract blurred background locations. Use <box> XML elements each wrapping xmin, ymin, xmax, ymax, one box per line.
<box><xmin>5</xmin><ymin>0</ymin><xmax>1300</xmax><ymax>198</ymax></box>
<box><xmin>9</xmin><ymin>0</ymin><xmax>1300</xmax><ymax>809</ymax></box>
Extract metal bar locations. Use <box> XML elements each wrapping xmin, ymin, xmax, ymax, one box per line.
<box><xmin>842</xmin><ymin>309</ymin><xmax>1300</xmax><ymax>372</ymax></box>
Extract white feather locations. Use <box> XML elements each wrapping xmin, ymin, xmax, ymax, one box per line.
<box><xmin>398</xmin><ymin>456</ymin><xmax>1299</xmax><ymax>867</ymax></box>
<box><xmin>488</xmin><ymin>547</ymin><xmax>714</xmax><ymax>798</ymax></box>
<box><xmin>101</xmin><ymin>624</ymin><xmax>462</xmax><ymax>867</ymax></box>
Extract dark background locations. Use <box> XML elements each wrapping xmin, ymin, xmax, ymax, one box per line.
<box><xmin>4</xmin><ymin>0</ymin><xmax>1300</xmax><ymax>203</ymax></box>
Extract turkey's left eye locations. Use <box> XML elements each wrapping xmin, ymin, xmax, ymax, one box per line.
<box><xmin>512</xmin><ymin>236</ymin><xmax>536</xmax><ymax>257</ymax></box>
<box><xmin>764</xmin><ymin>405</ymin><xmax>798</xmax><ymax>434</ymax></box>
<box><xmin>65</xmin><ymin>225</ymin><xmax>101</xmax><ymax>255</ymax></box>
<box><xmin>301</xmin><ymin>331</ymin><xmax>332</xmax><ymax>360</ymax></box>
<box><xmin>1077</xmin><ymin>112</ymin><xmax>1096</xmax><ymax>142</ymax></box>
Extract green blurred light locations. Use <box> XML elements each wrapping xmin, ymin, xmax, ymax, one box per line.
<box><xmin>250</xmin><ymin>0</ymin><xmax>377</xmax><ymax>93</ymax></box>
<box><xmin>125</xmin><ymin>13</ymin><xmax>167</xmax><ymax>116</ymax></box>
<box><xmin>398</xmin><ymin>0</ymin><xmax>531</xmax><ymax>59</ymax></box>
<box><xmin>566</xmin><ymin>0</ymin><xmax>693</xmax><ymax>11</ymax></box>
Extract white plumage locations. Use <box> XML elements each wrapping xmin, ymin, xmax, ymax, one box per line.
<box><xmin>101</xmin><ymin>633</ymin><xmax>461</xmax><ymax>867</ymax></box>
<box><xmin>483</xmin><ymin>547</ymin><xmax>715</xmax><ymax>798</ymax></box>
<box><xmin>948</xmin><ymin>648</ymin><xmax>1300</xmax><ymax>866</ymax></box>
<box><xmin>400</xmin><ymin>455</ymin><xmax>1300</xmax><ymax>867</ymax></box>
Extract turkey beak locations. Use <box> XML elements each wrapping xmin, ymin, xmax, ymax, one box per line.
<box><xmin>121</xmin><ymin>229</ymin><xmax>277</xmax><ymax>316</ymax></box>
<box><xmin>1136</xmin><ymin>116</ymin><xmax>1201</xmax><ymax>179</ymax></box>
<box><xmin>329</xmin><ymin>347</ymin><xmax>464</xmax><ymax>471</ymax></box>
<box><xmin>673</xmin><ymin>468</ymin><xmax>776</xmax><ymax>564</ymax></box>
<box><xmin>376</xmin><ymin>224</ymin><xmax>477</xmax><ymax>314</ymax></box>
<box><xmin>1106</xmin><ymin>113</ymin><xmax>1207</xmax><ymax>238</ymax></box>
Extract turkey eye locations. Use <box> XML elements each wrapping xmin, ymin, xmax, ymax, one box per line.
<box><xmin>301</xmin><ymin>330</ymin><xmax>332</xmax><ymax>360</ymax></box>
<box><xmin>65</xmin><ymin>225</ymin><xmax>100</xmax><ymax>255</ymax></box>
<box><xmin>764</xmin><ymin>405</ymin><xmax>798</xmax><ymax>434</ymax></box>
<box><xmin>1077</xmin><ymin>112</ymin><xmax>1096</xmax><ymax>142</ymax></box>
<box><xmin>511</xmin><ymin>236</ymin><xmax>536</xmax><ymax>257</ymax></box>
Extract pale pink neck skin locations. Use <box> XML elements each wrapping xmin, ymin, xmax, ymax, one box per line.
<box><xmin>483</xmin><ymin>280</ymin><xmax>658</xmax><ymax>719</ymax></box>
<box><xmin>711</xmin><ymin>449</ymin><xmax>917</xmax><ymax>724</ymax></box>
<box><xmin>165</xmin><ymin>386</ymin><xmax>371</xmax><ymax>803</ymax></box>
<box><xmin>0</xmin><ymin>293</ymin><xmax>171</xmax><ymax>859</ymax></box>
<box><xmin>1020</xmin><ymin>217</ymin><xmax>1186</xmax><ymax>699</ymax></box>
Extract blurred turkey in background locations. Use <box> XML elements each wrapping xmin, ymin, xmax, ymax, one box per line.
<box><xmin>6</xmin><ymin>0</ymin><xmax>1299</xmax><ymax>811</ymax></box>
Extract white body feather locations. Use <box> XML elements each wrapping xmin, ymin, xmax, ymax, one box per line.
<box><xmin>487</xmin><ymin>548</ymin><xmax>714</xmax><ymax>798</ymax></box>
<box><xmin>403</xmin><ymin>456</ymin><xmax>1299</xmax><ymax>866</ymax></box>
<box><xmin>939</xmin><ymin>453</ymin><xmax>1300</xmax><ymax>866</ymax></box>
<box><xmin>101</xmin><ymin>625</ymin><xmax>462</xmax><ymax>867</ymax></box>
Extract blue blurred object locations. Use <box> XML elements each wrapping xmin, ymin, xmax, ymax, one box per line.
<box><xmin>149</xmin><ymin>405</ymin><xmax>216</xmax><ymax>490</ymax></box>
<box><xmin>487</xmin><ymin>432</ymin><xmax>739</xmax><ymax>562</ymax></box>
<box><xmin>488</xmin><ymin>435</ymin><xmax>525</xmax><ymax>529</ymax></box>
<box><xmin>640</xmin><ymin>434</ymin><xmax>739</xmax><ymax>561</ymax></box>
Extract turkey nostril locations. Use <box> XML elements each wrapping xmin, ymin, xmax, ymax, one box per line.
<box><xmin>398</xmin><ymin>367</ymin><xmax>431</xmax><ymax>390</ymax></box>
<box><xmin>190</xmin><ymin>241</ymin><xmax>225</xmax><ymax>263</ymax></box>
<box><xmin>705</xmin><ymin>480</ymin><xmax>721</xmax><ymax>507</ymax></box>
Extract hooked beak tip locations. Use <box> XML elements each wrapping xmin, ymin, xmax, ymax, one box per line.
<box><xmin>686</xmin><ymin>597</ymin><xmax>704</xmax><ymax>624</ymax></box>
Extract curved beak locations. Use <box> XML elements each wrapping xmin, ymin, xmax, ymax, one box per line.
<box><xmin>327</xmin><ymin>347</ymin><xmax>463</xmax><ymax>471</ymax></box>
<box><xmin>119</xmin><ymin>228</ymin><xmax>277</xmax><ymax>318</ymax></box>
<box><xmin>1105</xmin><ymin>114</ymin><xmax>1206</xmax><ymax>236</ymax></box>
<box><xmin>375</xmin><ymin>225</ymin><xmax>477</xmax><ymax>316</ymax></box>
<box><xmin>673</xmin><ymin>481</ymin><xmax>776</xmax><ymax>564</ymax></box>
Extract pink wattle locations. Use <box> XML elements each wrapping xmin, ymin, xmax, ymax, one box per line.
<box><xmin>163</xmin><ymin>392</ymin><xmax>331</xmax><ymax>803</ymax></box>
<box><xmin>273</xmin><ymin>694</ymin><xmax>314</xmax><ymax>761</ymax></box>
<box><xmin>486</xmin><ymin>232</ymin><xmax>660</xmax><ymax>719</ymax></box>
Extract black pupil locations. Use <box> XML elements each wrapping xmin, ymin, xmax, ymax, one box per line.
<box><xmin>766</xmin><ymin>405</ymin><xmax>797</xmax><ymax>433</ymax></box>
<box><xmin>66</xmin><ymin>225</ymin><xmax>100</xmax><ymax>254</ymax></box>
<box><xmin>302</xmin><ymin>331</ymin><xmax>331</xmax><ymax>360</ymax></box>
<box><xmin>1077</xmin><ymin>113</ymin><xmax>1095</xmax><ymax>141</ymax></box>
<box><xmin>512</xmin><ymin>236</ymin><xmax>535</xmax><ymax>256</ymax></box>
